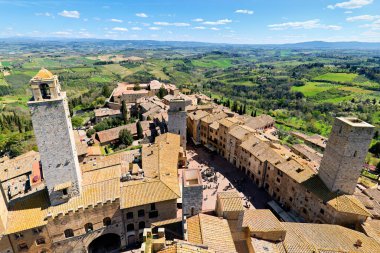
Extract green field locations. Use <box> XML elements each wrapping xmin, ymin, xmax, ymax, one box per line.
<box><xmin>313</xmin><ymin>72</ymin><xmax>379</xmax><ymax>88</ymax></box>
<box><xmin>192</xmin><ymin>58</ymin><xmax>232</xmax><ymax>68</ymax></box>
<box><xmin>292</xmin><ymin>82</ymin><xmax>335</xmax><ymax>97</ymax></box>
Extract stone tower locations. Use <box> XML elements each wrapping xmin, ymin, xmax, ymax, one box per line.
<box><xmin>318</xmin><ymin>117</ymin><xmax>374</xmax><ymax>194</ymax></box>
<box><xmin>28</xmin><ymin>69</ymin><xmax>82</xmax><ymax>205</ymax></box>
<box><xmin>168</xmin><ymin>99</ymin><xmax>187</xmax><ymax>150</ymax></box>
<box><xmin>182</xmin><ymin>169</ymin><xmax>203</xmax><ymax>218</ymax></box>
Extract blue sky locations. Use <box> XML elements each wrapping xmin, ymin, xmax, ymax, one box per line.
<box><xmin>0</xmin><ymin>0</ymin><xmax>379</xmax><ymax>44</ymax></box>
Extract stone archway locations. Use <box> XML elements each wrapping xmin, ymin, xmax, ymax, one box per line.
<box><xmin>88</xmin><ymin>233</ymin><xmax>121</xmax><ymax>253</ymax></box>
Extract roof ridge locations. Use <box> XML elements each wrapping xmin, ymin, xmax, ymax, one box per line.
<box><xmin>344</xmin><ymin>195</ymin><xmax>370</xmax><ymax>216</ymax></box>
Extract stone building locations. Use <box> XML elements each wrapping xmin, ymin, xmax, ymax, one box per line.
<box><xmin>199</xmin><ymin>111</ymin><xmax>227</xmax><ymax>146</ymax></box>
<box><xmin>197</xmin><ymin>114</ymin><xmax>373</xmax><ymax>228</ymax></box>
<box><xmin>186</xmin><ymin>110</ymin><xmax>209</xmax><ymax>145</ymax></box>
<box><xmin>27</xmin><ymin>68</ymin><xmax>82</xmax><ymax>206</ymax></box>
<box><xmin>182</xmin><ymin>169</ymin><xmax>203</xmax><ymax>218</ymax></box>
<box><xmin>168</xmin><ymin>99</ymin><xmax>187</xmax><ymax>150</ymax></box>
<box><xmin>318</xmin><ymin>117</ymin><xmax>374</xmax><ymax>194</ymax></box>
<box><xmin>0</xmin><ymin>70</ymin><xmax>185</xmax><ymax>253</ymax></box>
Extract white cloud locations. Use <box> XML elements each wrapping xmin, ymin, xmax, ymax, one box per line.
<box><xmin>58</xmin><ymin>10</ymin><xmax>80</xmax><ymax>19</ymax></box>
<box><xmin>235</xmin><ymin>9</ymin><xmax>254</xmax><ymax>15</ymax></box>
<box><xmin>136</xmin><ymin>13</ymin><xmax>148</xmax><ymax>18</ymax></box>
<box><xmin>327</xmin><ymin>0</ymin><xmax>373</xmax><ymax>9</ymax></box>
<box><xmin>35</xmin><ymin>12</ymin><xmax>51</xmax><ymax>17</ymax></box>
<box><xmin>52</xmin><ymin>31</ymin><xmax>72</xmax><ymax>36</ymax></box>
<box><xmin>149</xmin><ymin>27</ymin><xmax>161</xmax><ymax>30</ymax></box>
<box><xmin>193</xmin><ymin>26</ymin><xmax>206</xmax><ymax>30</ymax></box>
<box><xmin>210</xmin><ymin>27</ymin><xmax>220</xmax><ymax>31</ymax></box>
<box><xmin>202</xmin><ymin>19</ymin><xmax>232</xmax><ymax>25</ymax></box>
<box><xmin>153</xmin><ymin>22</ymin><xmax>190</xmax><ymax>26</ymax></box>
<box><xmin>131</xmin><ymin>27</ymin><xmax>142</xmax><ymax>31</ymax></box>
<box><xmin>268</xmin><ymin>19</ymin><xmax>342</xmax><ymax>30</ymax></box>
<box><xmin>110</xmin><ymin>18</ymin><xmax>123</xmax><ymax>23</ymax></box>
<box><xmin>346</xmin><ymin>15</ymin><xmax>380</xmax><ymax>21</ymax></box>
<box><xmin>360</xmin><ymin>21</ymin><xmax>380</xmax><ymax>30</ymax></box>
<box><xmin>112</xmin><ymin>27</ymin><xmax>128</xmax><ymax>32</ymax></box>
<box><xmin>192</xmin><ymin>18</ymin><xmax>204</xmax><ymax>22</ymax></box>
<box><xmin>344</xmin><ymin>11</ymin><xmax>353</xmax><ymax>13</ymax></box>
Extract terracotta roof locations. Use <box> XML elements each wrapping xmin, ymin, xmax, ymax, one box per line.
<box><xmin>95</xmin><ymin>123</ymin><xmax>137</xmax><ymax>144</ymax></box>
<box><xmin>120</xmin><ymin>179</ymin><xmax>178</xmax><ymax>209</ymax></box>
<box><xmin>276</xmin><ymin>159</ymin><xmax>314</xmax><ymax>184</ymax></box>
<box><xmin>82</xmin><ymin>164</ymin><xmax>121</xmax><ymax>185</ymax></box>
<box><xmin>201</xmin><ymin>112</ymin><xmax>228</xmax><ymax>124</ymax></box>
<box><xmin>244</xmin><ymin>114</ymin><xmax>274</xmax><ymax>130</ymax></box>
<box><xmin>218</xmin><ymin>117</ymin><xmax>241</xmax><ymax>128</ymax></box>
<box><xmin>188</xmin><ymin>110</ymin><xmax>209</xmax><ymax>121</ymax></box>
<box><xmin>5</xmin><ymin>190</ymin><xmax>49</xmax><ymax>234</ymax></box>
<box><xmin>228</xmin><ymin>125</ymin><xmax>255</xmax><ymax>141</ymax></box>
<box><xmin>94</xmin><ymin>108</ymin><xmax>121</xmax><ymax>117</ymax></box>
<box><xmin>280</xmin><ymin>222</ymin><xmax>380</xmax><ymax>253</ymax></box>
<box><xmin>0</xmin><ymin>151</ymin><xmax>39</xmax><ymax>181</ymax></box>
<box><xmin>142</xmin><ymin>133</ymin><xmax>181</xmax><ymax>196</ymax></box>
<box><xmin>87</xmin><ymin>146</ymin><xmax>102</xmax><ymax>156</ymax></box>
<box><xmin>47</xmin><ymin>178</ymin><xmax>120</xmax><ymax>218</ymax></box>
<box><xmin>246</xmin><ymin>142</ymin><xmax>285</xmax><ymax>165</ymax></box>
<box><xmin>209</xmin><ymin>121</ymin><xmax>219</xmax><ymax>130</ymax></box>
<box><xmin>187</xmin><ymin>214</ymin><xmax>237</xmax><ymax>253</ymax></box>
<box><xmin>240</xmin><ymin>135</ymin><xmax>262</xmax><ymax>151</ymax></box>
<box><xmin>34</xmin><ymin>68</ymin><xmax>54</xmax><ymax>79</ymax></box>
<box><xmin>158</xmin><ymin>242</ymin><xmax>214</xmax><ymax>253</ymax></box>
<box><xmin>302</xmin><ymin>176</ymin><xmax>371</xmax><ymax>217</ymax></box>
<box><xmin>217</xmin><ymin>192</ymin><xmax>244</xmax><ymax>213</ymax></box>
<box><xmin>241</xmin><ymin>209</ymin><xmax>285</xmax><ymax>233</ymax></box>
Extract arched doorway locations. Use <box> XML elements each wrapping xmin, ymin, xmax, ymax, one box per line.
<box><xmin>88</xmin><ymin>233</ymin><xmax>121</xmax><ymax>253</ymax></box>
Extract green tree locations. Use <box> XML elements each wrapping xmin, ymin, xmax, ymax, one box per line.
<box><xmin>86</xmin><ymin>129</ymin><xmax>96</xmax><ymax>138</ymax></box>
<box><xmin>374</xmin><ymin>130</ymin><xmax>379</xmax><ymax>140</ymax></box>
<box><xmin>133</xmin><ymin>83</ymin><xmax>141</xmax><ymax>91</ymax></box>
<box><xmin>121</xmin><ymin>100</ymin><xmax>128</xmax><ymax>124</ymax></box>
<box><xmin>158</xmin><ymin>85</ymin><xmax>167</xmax><ymax>99</ymax></box>
<box><xmin>119</xmin><ymin>129</ymin><xmax>133</xmax><ymax>146</ymax></box>
<box><xmin>376</xmin><ymin>161</ymin><xmax>380</xmax><ymax>173</ymax></box>
<box><xmin>369</xmin><ymin>142</ymin><xmax>380</xmax><ymax>158</ymax></box>
<box><xmin>253</xmin><ymin>110</ymin><xmax>257</xmax><ymax>117</ymax></box>
<box><xmin>137</xmin><ymin>121</ymin><xmax>144</xmax><ymax>139</ymax></box>
<box><xmin>71</xmin><ymin>116</ymin><xmax>83</xmax><ymax>128</ymax></box>
<box><xmin>101</xmin><ymin>85</ymin><xmax>112</xmax><ymax>98</ymax></box>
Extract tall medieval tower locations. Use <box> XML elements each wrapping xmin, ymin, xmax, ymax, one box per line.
<box><xmin>168</xmin><ymin>99</ymin><xmax>187</xmax><ymax>150</ymax></box>
<box><xmin>318</xmin><ymin>117</ymin><xmax>374</xmax><ymax>194</ymax></box>
<box><xmin>28</xmin><ymin>69</ymin><xmax>82</xmax><ymax>205</ymax></box>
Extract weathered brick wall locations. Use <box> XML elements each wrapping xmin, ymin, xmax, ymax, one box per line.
<box><xmin>8</xmin><ymin>227</ymin><xmax>51</xmax><ymax>253</ymax></box>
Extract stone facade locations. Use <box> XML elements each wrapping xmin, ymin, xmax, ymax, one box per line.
<box><xmin>318</xmin><ymin>117</ymin><xmax>374</xmax><ymax>194</ymax></box>
<box><xmin>182</xmin><ymin>169</ymin><xmax>203</xmax><ymax>217</ymax></box>
<box><xmin>168</xmin><ymin>99</ymin><xmax>187</xmax><ymax>150</ymax></box>
<box><xmin>28</xmin><ymin>95</ymin><xmax>82</xmax><ymax>206</ymax></box>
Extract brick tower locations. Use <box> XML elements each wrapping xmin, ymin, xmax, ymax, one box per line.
<box><xmin>168</xmin><ymin>99</ymin><xmax>187</xmax><ymax>150</ymax></box>
<box><xmin>318</xmin><ymin>117</ymin><xmax>374</xmax><ymax>194</ymax></box>
<box><xmin>28</xmin><ymin>69</ymin><xmax>82</xmax><ymax>205</ymax></box>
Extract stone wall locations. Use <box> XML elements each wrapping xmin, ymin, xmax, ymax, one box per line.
<box><xmin>318</xmin><ymin>118</ymin><xmax>374</xmax><ymax>194</ymax></box>
<box><xmin>182</xmin><ymin>185</ymin><xmax>203</xmax><ymax>217</ymax></box>
<box><xmin>28</xmin><ymin>95</ymin><xmax>82</xmax><ymax>205</ymax></box>
<box><xmin>8</xmin><ymin>227</ymin><xmax>51</xmax><ymax>253</ymax></box>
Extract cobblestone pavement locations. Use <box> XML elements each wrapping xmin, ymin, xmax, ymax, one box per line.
<box><xmin>186</xmin><ymin>143</ymin><xmax>272</xmax><ymax>211</ymax></box>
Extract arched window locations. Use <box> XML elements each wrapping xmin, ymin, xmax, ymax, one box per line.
<box><xmin>64</xmin><ymin>229</ymin><xmax>74</xmax><ymax>238</ymax></box>
<box><xmin>40</xmin><ymin>83</ymin><xmax>51</xmax><ymax>99</ymax></box>
<box><xmin>139</xmin><ymin>221</ymin><xmax>145</xmax><ymax>229</ymax></box>
<box><xmin>84</xmin><ymin>223</ymin><xmax>93</xmax><ymax>233</ymax></box>
<box><xmin>103</xmin><ymin>217</ymin><xmax>111</xmax><ymax>226</ymax></box>
<box><xmin>127</xmin><ymin>223</ymin><xmax>134</xmax><ymax>232</ymax></box>
<box><xmin>138</xmin><ymin>209</ymin><xmax>145</xmax><ymax>217</ymax></box>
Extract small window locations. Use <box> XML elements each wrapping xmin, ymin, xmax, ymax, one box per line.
<box><xmin>138</xmin><ymin>209</ymin><xmax>145</xmax><ymax>217</ymax></box>
<box><xmin>33</xmin><ymin>227</ymin><xmax>43</xmax><ymax>234</ymax></box>
<box><xmin>103</xmin><ymin>217</ymin><xmax>111</xmax><ymax>226</ymax></box>
<box><xmin>139</xmin><ymin>221</ymin><xmax>145</xmax><ymax>229</ymax></box>
<box><xmin>15</xmin><ymin>233</ymin><xmax>23</xmax><ymax>239</ymax></box>
<box><xmin>320</xmin><ymin>209</ymin><xmax>325</xmax><ymax>215</ymax></box>
<box><xmin>126</xmin><ymin>212</ymin><xmax>133</xmax><ymax>220</ymax></box>
<box><xmin>353</xmin><ymin>151</ymin><xmax>357</xmax><ymax>157</ymax></box>
<box><xmin>289</xmin><ymin>197</ymin><xmax>293</xmax><ymax>202</ymax></box>
<box><xmin>62</xmin><ymin>188</ymin><xmax>68</xmax><ymax>196</ymax></box>
<box><xmin>64</xmin><ymin>229</ymin><xmax>74</xmax><ymax>238</ymax></box>
<box><xmin>151</xmin><ymin>203</ymin><xmax>156</xmax><ymax>210</ymax></box>
<box><xmin>84</xmin><ymin>223</ymin><xmax>93</xmax><ymax>233</ymax></box>
<box><xmin>149</xmin><ymin>210</ymin><xmax>159</xmax><ymax>218</ymax></box>
<box><xmin>18</xmin><ymin>243</ymin><xmax>28</xmax><ymax>251</ymax></box>
<box><xmin>36</xmin><ymin>237</ymin><xmax>46</xmax><ymax>245</ymax></box>
<box><xmin>127</xmin><ymin>223</ymin><xmax>134</xmax><ymax>232</ymax></box>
